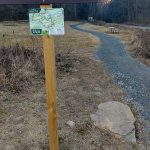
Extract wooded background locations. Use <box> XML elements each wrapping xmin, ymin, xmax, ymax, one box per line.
<box><xmin>0</xmin><ymin>0</ymin><xmax>149</xmax><ymax>24</ymax></box>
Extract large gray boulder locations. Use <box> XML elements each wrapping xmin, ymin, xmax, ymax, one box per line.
<box><xmin>91</xmin><ymin>101</ymin><xmax>136</xmax><ymax>143</ymax></box>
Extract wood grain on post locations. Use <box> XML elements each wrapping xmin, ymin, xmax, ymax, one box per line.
<box><xmin>40</xmin><ymin>4</ymin><xmax>59</xmax><ymax>150</ymax></box>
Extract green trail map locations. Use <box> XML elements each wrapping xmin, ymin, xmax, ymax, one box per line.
<box><xmin>29</xmin><ymin>8</ymin><xmax>64</xmax><ymax>35</ymax></box>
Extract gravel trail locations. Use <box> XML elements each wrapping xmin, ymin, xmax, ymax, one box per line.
<box><xmin>71</xmin><ymin>23</ymin><xmax>150</xmax><ymax>124</ymax></box>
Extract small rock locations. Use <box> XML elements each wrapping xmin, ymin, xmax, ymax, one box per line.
<box><xmin>91</xmin><ymin>101</ymin><xmax>136</xmax><ymax>143</ymax></box>
<box><xmin>67</xmin><ymin>120</ymin><xmax>75</xmax><ymax>128</ymax></box>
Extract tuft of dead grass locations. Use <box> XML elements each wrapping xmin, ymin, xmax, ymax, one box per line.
<box><xmin>0</xmin><ymin>43</ymin><xmax>44</xmax><ymax>93</ymax></box>
<box><xmin>131</xmin><ymin>31</ymin><xmax>150</xmax><ymax>59</ymax></box>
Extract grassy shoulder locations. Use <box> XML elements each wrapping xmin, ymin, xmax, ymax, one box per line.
<box><xmin>0</xmin><ymin>21</ymin><xmax>146</xmax><ymax>150</ymax></box>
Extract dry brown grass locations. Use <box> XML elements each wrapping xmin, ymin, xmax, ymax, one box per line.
<box><xmin>0</xmin><ymin>22</ymin><xmax>44</xmax><ymax>92</ymax></box>
<box><xmin>0</xmin><ymin>21</ymin><xmax>146</xmax><ymax>150</ymax></box>
<box><xmin>0</xmin><ymin>21</ymin><xmax>99</xmax><ymax>93</ymax></box>
<box><xmin>0</xmin><ymin>44</ymin><xmax>44</xmax><ymax>93</ymax></box>
<box><xmin>0</xmin><ymin>21</ymin><xmax>42</xmax><ymax>48</ymax></box>
<box><xmin>80</xmin><ymin>23</ymin><xmax>107</xmax><ymax>33</ymax></box>
<box><xmin>55</xmin><ymin>22</ymin><xmax>99</xmax><ymax>58</ymax></box>
<box><xmin>130</xmin><ymin>30</ymin><xmax>150</xmax><ymax>66</ymax></box>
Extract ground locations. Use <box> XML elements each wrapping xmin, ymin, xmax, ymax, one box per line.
<box><xmin>0</xmin><ymin>21</ymin><xmax>149</xmax><ymax>150</ymax></box>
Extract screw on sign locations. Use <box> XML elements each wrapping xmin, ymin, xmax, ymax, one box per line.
<box><xmin>0</xmin><ymin>0</ymin><xmax>98</xmax><ymax>150</ymax></box>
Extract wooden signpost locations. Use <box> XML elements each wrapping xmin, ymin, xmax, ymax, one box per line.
<box><xmin>0</xmin><ymin>0</ymin><xmax>98</xmax><ymax>150</ymax></box>
<box><xmin>41</xmin><ymin>5</ymin><xmax>59</xmax><ymax>149</ymax></box>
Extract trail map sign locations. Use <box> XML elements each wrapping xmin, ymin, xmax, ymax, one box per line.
<box><xmin>29</xmin><ymin>8</ymin><xmax>64</xmax><ymax>35</ymax></box>
<box><xmin>0</xmin><ymin>0</ymin><xmax>98</xmax><ymax>4</ymax></box>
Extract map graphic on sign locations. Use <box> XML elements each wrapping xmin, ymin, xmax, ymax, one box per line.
<box><xmin>29</xmin><ymin>8</ymin><xmax>64</xmax><ymax>35</ymax></box>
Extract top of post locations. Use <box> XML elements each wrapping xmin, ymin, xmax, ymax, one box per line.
<box><xmin>0</xmin><ymin>0</ymin><xmax>98</xmax><ymax>4</ymax></box>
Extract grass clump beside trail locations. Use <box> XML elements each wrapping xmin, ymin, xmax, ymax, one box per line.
<box><xmin>131</xmin><ymin>31</ymin><xmax>150</xmax><ymax>59</ymax></box>
<box><xmin>0</xmin><ymin>43</ymin><xmax>44</xmax><ymax>93</ymax></box>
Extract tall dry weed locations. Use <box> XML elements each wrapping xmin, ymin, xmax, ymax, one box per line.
<box><xmin>131</xmin><ymin>30</ymin><xmax>150</xmax><ymax>59</ymax></box>
<box><xmin>0</xmin><ymin>43</ymin><xmax>44</xmax><ymax>93</ymax></box>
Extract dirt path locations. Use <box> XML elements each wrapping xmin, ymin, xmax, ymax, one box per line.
<box><xmin>71</xmin><ymin>23</ymin><xmax>150</xmax><ymax>136</ymax></box>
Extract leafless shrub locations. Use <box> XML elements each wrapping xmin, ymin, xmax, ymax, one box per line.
<box><xmin>0</xmin><ymin>43</ymin><xmax>44</xmax><ymax>93</ymax></box>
